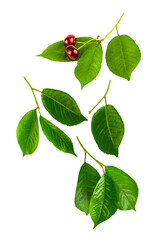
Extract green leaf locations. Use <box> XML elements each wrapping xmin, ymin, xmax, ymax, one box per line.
<box><xmin>106</xmin><ymin>35</ymin><xmax>141</xmax><ymax>80</ymax></box>
<box><xmin>75</xmin><ymin>162</ymin><xmax>100</xmax><ymax>215</ymax></box>
<box><xmin>38</xmin><ymin>37</ymin><xmax>93</xmax><ymax>62</ymax></box>
<box><xmin>91</xmin><ymin>105</ymin><xmax>124</xmax><ymax>157</ymax></box>
<box><xmin>16</xmin><ymin>109</ymin><xmax>39</xmax><ymax>156</ymax></box>
<box><xmin>89</xmin><ymin>172</ymin><xmax>118</xmax><ymax>228</ymax></box>
<box><xmin>106</xmin><ymin>166</ymin><xmax>138</xmax><ymax>210</ymax></box>
<box><xmin>41</xmin><ymin>88</ymin><xmax>87</xmax><ymax>126</ymax></box>
<box><xmin>40</xmin><ymin>116</ymin><xmax>76</xmax><ymax>156</ymax></box>
<box><xmin>74</xmin><ymin>43</ymin><xmax>103</xmax><ymax>89</ymax></box>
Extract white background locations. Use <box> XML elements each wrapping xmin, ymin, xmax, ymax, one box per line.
<box><xmin>0</xmin><ymin>0</ymin><xmax>160</xmax><ymax>239</ymax></box>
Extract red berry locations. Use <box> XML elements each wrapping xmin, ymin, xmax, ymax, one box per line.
<box><xmin>64</xmin><ymin>34</ymin><xmax>76</xmax><ymax>47</ymax></box>
<box><xmin>65</xmin><ymin>45</ymin><xmax>79</xmax><ymax>60</ymax></box>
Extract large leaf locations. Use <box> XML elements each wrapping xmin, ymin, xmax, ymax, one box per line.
<box><xmin>75</xmin><ymin>163</ymin><xmax>100</xmax><ymax>215</ymax></box>
<box><xmin>91</xmin><ymin>105</ymin><xmax>124</xmax><ymax>157</ymax></box>
<box><xmin>74</xmin><ymin>43</ymin><xmax>103</xmax><ymax>89</ymax></box>
<box><xmin>41</xmin><ymin>88</ymin><xmax>87</xmax><ymax>126</ymax></box>
<box><xmin>89</xmin><ymin>171</ymin><xmax>118</xmax><ymax>228</ymax></box>
<box><xmin>106</xmin><ymin>35</ymin><xmax>141</xmax><ymax>80</ymax></box>
<box><xmin>40</xmin><ymin>116</ymin><xmax>76</xmax><ymax>156</ymax></box>
<box><xmin>106</xmin><ymin>166</ymin><xmax>138</xmax><ymax>210</ymax></box>
<box><xmin>38</xmin><ymin>37</ymin><xmax>93</xmax><ymax>62</ymax></box>
<box><xmin>16</xmin><ymin>109</ymin><xmax>39</xmax><ymax>156</ymax></box>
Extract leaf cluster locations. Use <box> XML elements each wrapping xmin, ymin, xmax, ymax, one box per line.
<box><xmin>17</xmin><ymin>88</ymin><xmax>87</xmax><ymax>156</ymax></box>
<box><xmin>75</xmin><ymin>163</ymin><xmax>138</xmax><ymax>227</ymax></box>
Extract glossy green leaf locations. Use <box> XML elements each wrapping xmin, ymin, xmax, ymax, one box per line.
<box><xmin>89</xmin><ymin>172</ymin><xmax>118</xmax><ymax>228</ymax></box>
<box><xmin>74</xmin><ymin>43</ymin><xmax>103</xmax><ymax>89</ymax></box>
<box><xmin>40</xmin><ymin>116</ymin><xmax>76</xmax><ymax>156</ymax></box>
<box><xmin>16</xmin><ymin>109</ymin><xmax>39</xmax><ymax>156</ymax></box>
<box><xmin>91</xmin><ymin>105</ymin><xmax>124</xmax><ymax>157</ymax></box>
<box><xmin>106</xmin><ymin>166</ymin><xmax>138</xmax><ymax>210</ymax></box>
<box><xmin>41</xmin><ymin>88</ymin><xmax>87</xmax><ymax>126</ymax></box>
<box><xmin>38</xmin><ymin>37</ymin><xmax>93</xmax><ymax>62</ymax></box>
<box><xmin>75</xmin><ymin>163</ymin><xmax>100</xmax><ymax>215</ymax></box>
<box><xmin>106</xmin><ymin>35</ymin><xmax>141</xmax><ymax>80</ymax></box>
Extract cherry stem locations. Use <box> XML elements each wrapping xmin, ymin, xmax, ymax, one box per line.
<box><xmin>76</xmin><ymin>136</ymin><xmax>106</xmax><ymax>168</ymax></box>
<box><xmin>24</xmin><ymin>77</ymin><xmax>41</xmax><ymax>115</ymax></box>
<box><xmin>100</xmin><ymin>12</ymin><xmax>124</xmax><ymax>42</ymax></box>
<box><xmin>77</xmin><ymin>36</ymin><xmax>100</xmax><ymax>50</ymax></box>
<box><xmin>76</xmin><ymin>41</ymin><xmax>95</xmax><ymax>44</ymax></box>
<box><xmin>89</xmin><ymin>80</ymin><xmax>111</xmax><ymax>114</ymax></box>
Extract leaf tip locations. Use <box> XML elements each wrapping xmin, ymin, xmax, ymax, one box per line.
<box><xmin>73</xmin><ymin>152</ymin><xmax>77</xmax><ymax>157</ymax></box>
<box><xmin>93</xmin><ymin>223</ymin><xmax>98</xmax><ymax>229</ymax></box>
<box><xmin>114</xmin><ymin>151</ymin><xmax>119</xmax><ymax>157</ymax></box>
<box><xmin>22</xmin><ymin>152</ymin><xmax>26</xmax><ymax>157</ymax></box>
<box><xmin>125</xmin><ymin>74</ymin><xmax>131</xmax><ymax>81</ymax></box>
<box><xmin>133</xmin><ymin>206</ymin><xmax>136</xmax><ymax>212</ymax></box>
<box><xmin>84</xmin><ymin>116</ymin><xmax>88</xmax><ymax>122</ymax></box>
<box><xmin>81</xmin><ymin>85</ymin><xmax>84</xmax><ymax>90</ymax></box>
<box><xmin>36</xmin><ymin>54</ymin><xmax>41</xmax><ymax>57</ymax></box>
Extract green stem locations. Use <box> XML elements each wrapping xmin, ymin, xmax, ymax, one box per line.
<box><xmin>89</xmin><ymin>80</ymin><xmax>111</xmax><ymax>114</ymax></box>
<box><xmin>76</xmin><ymin>13</ymin><xmax>124</xmax><ymax>51</ymax></box>
<box><xmin>100</xmin><ymin>12</ymin><xmax>124</xmax><ymax>42</ymax></box>
<box><xmin>77</xmin><ymin>36</ymin><xmax>100</xmax><ymax>50</ymax></box>
<box><xmin>77</xmin><ymin>13</ymin><xmax>124</xmax><ymax>51</ymax></box>
<box><xmin>24</xmin><ymin>76</ymin><xmax>41</xmax><ymax>115</ymax></box>
<box><xmin>76</xmin><ymin>136</ymin><xmax>106</xmax><ymax>167</ymax></box>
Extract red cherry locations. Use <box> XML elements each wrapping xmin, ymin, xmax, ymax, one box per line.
<box><xmin>64</xmin><ymin>34</ymin><xmax>76</xmax><ymax>47</ymax></box>
<box><xmin>65</xmin><ymin>45</ymin><xmax>79</xmax><ymax>60</ymax></box>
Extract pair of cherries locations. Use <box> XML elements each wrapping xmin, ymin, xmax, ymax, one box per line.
<box><xmin>64</xmin><ymin>35</ymin><xmax>79</xmax><ymax>60</ymax></box>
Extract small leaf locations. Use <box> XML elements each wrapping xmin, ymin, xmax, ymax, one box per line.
<box><xmin>89</xmin><ymin>171</ymin><xmax>118</xmax><ymax>228</ymax></box>
<box><xmin>75</xmin><ymin>162</ymin><xmax>100</xmax><ymax>215</ymax></box>
<box><xmin>106</xmin><ymin>166</ymin><xmax>138</xmax><ymax>210</ymax></box>
<box><xmin>74</xmin><ymin>43</ymin><xmax>103</xmax><ymax>89</ymax></box>
<box><xmin>106</xmin><ymin>35</ymin><xmax>141</xmax><ymax>80</ymax></box>
<box><xmin>40</xmin><ymin>116</ymin><xmax>76</xmax><ymax>156</ymax></box>
<box><xmin>41</xmin><ymin>88</ymin><xmax>87</xmax><ymax>126</ymax></box>
<box><xmin>16</xmin><ymin>109</ymin><xmax>39</xmax><ymax>156</ymax></box>
<box><xmin>91</xmin><ymin>105</ymin><xmax>124</xmax><ymax>157</ymax></box>
<box><xmin>38</xmin><ymin>37</ymin><xmax>93</xmax><ymax>62</ymax></box>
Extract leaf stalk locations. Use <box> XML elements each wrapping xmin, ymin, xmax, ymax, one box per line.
<box><xmin>32</xmin><ymin>88</ymin><xmax>42</xmax><ymax>94</ymax></box>
<box><xmin>89</xmin><ymin>80</ymin><xmax>111</xmax><ymax>114</ymax></box>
